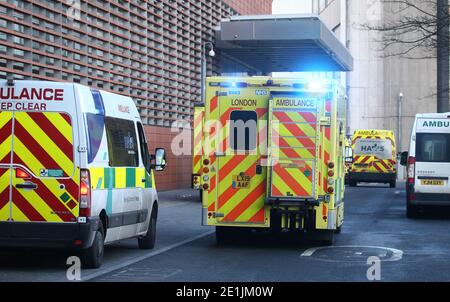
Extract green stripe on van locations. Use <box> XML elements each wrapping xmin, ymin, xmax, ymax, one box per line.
<box><xmin>104</xmin><ymin>167</ymin><xmax>115</xmax><ymax>189</ymax></box>
<box><xmin>126</xmin><ymin>168</ymin><xmax>136</xmax><ymax>188</ymax></box>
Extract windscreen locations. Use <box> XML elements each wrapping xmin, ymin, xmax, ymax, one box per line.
<box><xmin>354</xmin><ymin>138</ymin><xmax>393</xmax><ymax>160</ymax></box>
<box><xmin>416</xmin><ymin>133</ymin><xmax>450</xmax><ymax>163</ymax></box>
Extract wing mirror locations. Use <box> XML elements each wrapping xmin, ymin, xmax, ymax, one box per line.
<box><xmin>150</xmin><ymin>148</ymin><xmax>167</xmax><ymax>171</ymax></box>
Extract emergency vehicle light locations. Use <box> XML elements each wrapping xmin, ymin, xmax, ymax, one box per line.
<box><xmin>221</xmin><ymin>82</ymin><xmax>248</xmax><ymax>88</ymax></box>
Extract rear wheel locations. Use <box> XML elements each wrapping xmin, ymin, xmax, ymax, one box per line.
<box><xmin>349</xmin><ymin>180</ymin><xmax>357</xmax><ymax>187</ymax></box>
<box><xmin>138</xmin><ymin>209</ymin><xmax>157</xmax><ymax>249</ymax></box>
<box><xmin>310</xmin><ymin>230</ymin><xmax>335</xmax><ymax>246</ymax></box>
<box><xmin>216</xmin><ymin>227</ymin><xmax>233</xmax><ymax>245</ymax></box>
<box><xmin>406</xmin><ymin>202</ymin><xmax>419</xmax><ymax>219</ymax></box>
<box><xmin>81</xmin><ymin>223</ymin><xmax>105</xmax><ymax>269</ymax></box>
<box><xmin>390</xmin><ymin>180</ymin><xmax>396</xmax><ymax>188</ymax></box>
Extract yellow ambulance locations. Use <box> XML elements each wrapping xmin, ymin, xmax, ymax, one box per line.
<box><xmin>349</xmin><ymin>130</ymin><xmax>397</xmax><ymax>188</ymax></box>
<box><xmin>195</xmin><ymin>76</ymin><xmax>347</xmax><ymax>245</ymax></box>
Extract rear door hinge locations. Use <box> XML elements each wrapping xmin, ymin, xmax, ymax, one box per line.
<box><xmin>78</xmin><ymin>146</ymin><xmax>87</xmax><ymax>152</ymax></box>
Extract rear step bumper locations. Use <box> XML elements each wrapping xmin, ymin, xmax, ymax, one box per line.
<box><xmin>410</xmin><ymin>193</ymin><xmax>450</xmax><ymax>206</ymax></box>
<box><xmin>349</xmin><ymin>172</ymin><xmax>396</xmax><ymax>183</ymax></box>
<box><xmin>0</xmin><ymin>217</ymin><xmax>99</xmax><ymax>249</ymax></box>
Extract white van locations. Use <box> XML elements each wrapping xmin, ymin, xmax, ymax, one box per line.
<box><xmin>0</xmin><ymin>80</ymin><xmax>166</xmax><ymax>268</ymax></box>
<box><xmin>401</xmin><ymin>113</ymin><xmax>450</xmax><ymax>218</ymax></box>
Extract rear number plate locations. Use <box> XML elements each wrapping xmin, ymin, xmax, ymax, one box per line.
<box><xmin>421</xmin><ymin>180</ymin><xmax>445</xmax><ymax>186</ymax></box>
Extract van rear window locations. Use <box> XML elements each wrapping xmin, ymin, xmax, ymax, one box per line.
<box><xmin>416</xmin><ymin>133</ymin><xmax>450</xmax><ymax>163</ymax></box>
<box><xmin>105</xmin><ymin>117</ymin><xmax>138</xmax><ymax>167</ymax></box>
<box><xmin>85</xmin><ymin>113</ymin><xmax>104</xmax><ymax>164</ymax></box>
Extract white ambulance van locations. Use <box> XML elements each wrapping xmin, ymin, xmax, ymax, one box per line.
<box><xmin>0</xmin><ymin>80</ymin><xmax>166</xmax><ymax>268</ymax></box>
<box><xmin>401</xmin><ymin>113</ymin><xmax>450</xmax><ymax>218</ymax></box>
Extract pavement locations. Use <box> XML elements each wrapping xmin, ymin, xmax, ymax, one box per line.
<box><xmin>2</xmin><ymin>184</ymin><xmax>450</xmax><ymax>282</ymax></box>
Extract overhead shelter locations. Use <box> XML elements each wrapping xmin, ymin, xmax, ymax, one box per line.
<box><xmin>215</xmin><ymin>15</ymin><xmax>353</xmax><ymax>74</ymax></box>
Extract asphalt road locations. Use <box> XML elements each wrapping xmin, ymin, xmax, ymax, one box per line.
<box><xmin>2</xmin><ymin>183</ymin><xmax>450</xmax><ymax>282</ymax></box>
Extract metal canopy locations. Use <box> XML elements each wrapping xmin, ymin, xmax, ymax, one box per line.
<box><xmin>215</xmin><ymin>15</ymin><xmax>353</xmax><ymax>74</ymax></box>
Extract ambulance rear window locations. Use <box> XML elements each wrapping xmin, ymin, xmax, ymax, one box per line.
<box><xmin>229</xmin><ymin>110</ymin><xmax>257</xmax><ymax>151</ymax></box>
<box><xmin>105</xmin><ymin>117</ymin><xmax>139</xmax><ymax>167</ymax></box>
<box><xmin>416</xmin><ymin>133</ymin><xmax>450</xmax><ymax>163</ymax></box>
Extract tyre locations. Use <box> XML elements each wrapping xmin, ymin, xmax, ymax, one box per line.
<box><xmin>311</xmin><ymin>230</ymin><xmax>335</xmax><ymax>246</ymax></box>
<box><xmin>406</xmin><ymin>202</ymin><xmax>419</xmax><ymax>219</ymax></box>
<box><xmin>138</xmin><ymin>209</ymin><xmax>157</xmax><ymax>249</ymax></box>
<box><xmin>390</xmin><ymin>181</ymin><xmax>396</xmax><ymax>188</ymax></box>
<box><xmin>349</xmin><ymin>180</ymin><xmax>357</xmax><ymax>187</ymax></box>
<box><xmin>216</xmin><ymin>227</ymin><xmax>233</xmax><ymax>245</ymax></box>
<box><xmin>334</xmin><ymin>225</ymin><xmax>342</xmax><ymax>234</ymax></box>
<box><xmin>81</xmin><ymin>223</ymin><xmax>105</xmax><ymax>269</ymax></box>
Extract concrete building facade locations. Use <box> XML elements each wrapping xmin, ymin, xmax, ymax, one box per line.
<box><xmin>310</xmin><ymin>0</ymin><xmax>437</xmax><ymax>152</ymax></box>
<box><xmin>0</xmin><ymin>0</ymin><xmax>272</xmax><ymax>190</ymax></box>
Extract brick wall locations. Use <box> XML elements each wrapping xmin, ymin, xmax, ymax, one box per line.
<box><xmin>224</xmin><ymin>0</ymin><xmax>273</xmax><ymax>15</ymax></box>
<box><xmin>145</xmin><ymin>125</ymin><xmax>192</xmax><ymax>191</ymax></box>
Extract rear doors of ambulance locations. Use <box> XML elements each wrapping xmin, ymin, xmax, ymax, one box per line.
<box><xmin>268</xmin><ymin>92</ymin><xmax>320</xmax><ymax>200</ymax></box>
<box><xmin>414</xmin><ymin>117</ymin><xmax>450</xmax><ymax>196</ymax></box>
<box><xmin>213</xmin><ymin>85</ymin><xmax>269</xmax><ymax>226</ymax></box>
<box><xmin>0</xmin><ymin>81</ymin><xmax>79</xmax><ymax>224</ymax></box>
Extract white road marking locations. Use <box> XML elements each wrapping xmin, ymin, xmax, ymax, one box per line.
<box><xmin>82</xmin><ymin>230</ymin><xmax>215</xmax><ymax>281</ymax></box>
<box><xmin>300</xmin><ymin>245</ymin><xmax>404</xmax><ymax>262</ymax></box>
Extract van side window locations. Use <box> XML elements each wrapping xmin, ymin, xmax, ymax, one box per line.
<box><xmin>137</xmin><ymin>122</ymin><xmax>150</xmax><ymax>172</ymax></box>
<box><xmin>105</xmin><ymin>117</ymin><xmax>139</xmax><ymax>167</ymax></box>
<box><xmin>85</xmin><ymin>113</ymin><xmax>105</xmax><ymax>164</ymax></box>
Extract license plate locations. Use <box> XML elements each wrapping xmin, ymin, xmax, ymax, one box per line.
<box><xmin>421</xmin><ymin>180</ymin><xmax>445</xmax><ymax>186</ymax></box>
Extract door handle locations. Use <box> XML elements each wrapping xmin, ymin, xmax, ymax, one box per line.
<box><xmin>142</xmin><ymin>178</ymin><xmax>146</xmax><ymax>183</ymax></box>
<box><xmin>16</xmin><ymin>182</ymin><xmax>38</xmax><ymax>190</ymax></box>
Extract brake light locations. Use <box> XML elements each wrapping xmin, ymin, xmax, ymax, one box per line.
<box><xmin>407</xmin><ymin>156</ymin><xmax>415</xmax><ymax>184</ymax></box>
<box><xmin>79</xmin><ymin>169</ymin><xmax>91</xmax><ymax>217</ymax></box>
<box><xmin>15</xmin><ymin>167</ymin><xmax>31</xmax><ymax>179</ymax></box>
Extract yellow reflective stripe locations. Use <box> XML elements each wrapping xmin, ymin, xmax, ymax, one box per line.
<box><xmin>0</xmin><ymin>136</ymin><xmax>11</xmax><ymax>162</ymax></box>
<box><xmin>275</xmin><ymin>122</ymin><xmax>316</xmax><ymax>138</ymax></box>
<box><xmin>115</xmin><ymin>168</ymin><xmax>126</xmax><ymax>189</ymax></box>
<box><xmin>43</xmin><ymin>112</ymin><xmax>72</xmax><ymax>142</ymax></box>
<box><xmin>14</xmin><ymin>114</ymin><xmax>74</xmax><ymax>176</ymax></box>
<box><xmin>90</xmin><ymin>167</ymin><xmax>105</xmax><ymax>189</ymax></box>
<box><xmin>0</xmin><ymin>169</ymin><xmax>10</xmax><ymax>193</ymax></box>
<box><xmin>0</xmin><ymin>112</ymin><xmax>12</xmax><ymax>129</ymax></box>
<box><xmin>135</xmin><ymin>168</ymin><xmax>145</xmax><ymax>188</ymax></box>
<box><xmin>235</xmin><ymin>178</ymin><xmax>266</xmax><ymax>222</ymax></box>
<box><xmin>14</xmin><ymin>186</ymin><xmax>64</xmax><ymax>222</ymax></box>
<box><xmin>11</xmin><ymin>203</ymin><xmax>28</xmax><ymax>222</ymax></box>
<box><xmin>217</xmin><ymin>157</ymin><xmax>255</xmax><ymax>214</ymax></box>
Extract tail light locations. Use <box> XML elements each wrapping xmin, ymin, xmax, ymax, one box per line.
<box><xmin>79</xmin><ymin>169</ymin><xmax>91</xmax><ymax>218</ymax></box>
<box><xmin>406</xmin><ymin>156</ymin><xmax>415</xmax><ymax>201</ymax></box>
<box><xmin>327</xmin><ymin>162</ymin><xmax>335</xmax><ymax>194</ymax></box>
<box><xmin>15</xmin><ymin>167</ymin><xmax>31</xmax><ymax>180</ymax></box>
<box><xmin>407</xmin><ymin>157</ymin><xmax>415</xmax><ymax>184</ymax></box>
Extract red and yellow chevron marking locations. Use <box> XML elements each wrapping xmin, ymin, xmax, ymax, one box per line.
<box><xmin>0</xmin><ymin>111</ymin><xmax>13</xmax><ymax>165</ymax></box>
<box><xmin>217</xmin><ymin>156</ymin><xmax>266</xmax><ymax>224</ymax></box>
<box><xmin>192</xmin><ymin>107</ymin><xmax>204</xmax><ymax>175</ymax></box>
<box><xmin>270</xmin><ymin>109</ymin><xmax>317</xmax><ymax>198</ymax></box>
<box><xmin>351</xmin><ymin>134</ymin><xmax>396</xmax><ymax>174</ymax></box>
<box><xmin>271</xmin><ymin>159</ymin><xmax>314</xmax><ymax>198</ymax></box>
<box><xmin>10</xmin><ymin>112</ymin><xmax>78</xmax><ymax>223</ymax></box>
<box><xmin>0</xmin><ymin>167</ymin><xmax>10</xmax><ymax>221</ymax></box>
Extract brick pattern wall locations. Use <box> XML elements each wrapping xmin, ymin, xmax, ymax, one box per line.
<box><xmin>224</xmin><ymin>0</ymin><xmax>272</xmax><ymax>15</ymax></box>
<box><xmin>145</xmin><ymin>125</ymin><xmax>192</xmax><ymax>191</ymax></box>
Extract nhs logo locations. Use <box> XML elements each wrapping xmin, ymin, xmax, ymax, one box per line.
<box><xmin>255</xmin><ymin>90</ymin><xmax>268</xmax><ymax>96</ymax></box>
